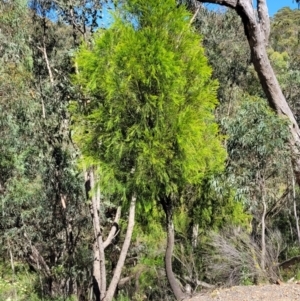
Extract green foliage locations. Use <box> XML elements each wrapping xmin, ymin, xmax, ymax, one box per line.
<box><xmin>270</xmin><ymin>8</ymin><xmax>300</xmax><ymax>126</ymax></box>
<box><xmin>126</xmin><ymin>206</ymin><xmax>168</xmax><ymax>299</ymax></box>
<box><xmin>72</xmin><ymin>0</ymin><xmax>226</xmax><ymax>205</ymax></box>
<box><xmin>271</xmin><ymin>7</ymin><xmax>300</xmax><ymax>56</ymax></box>
<box><xmin>222</xmin><ymin>95</ymin><xmax>291</xmax><ymax>230</ymax></box>
<box><xmin>30</xmin><ymin>0</ymin><xmax>105</xmax><ymax>38</ymax></box>
<box><xmin>0</xmin><ymin>261</ymin><xmax>38</xmax><ymax>301</ymax></box>
<box><xmin>190</xmin><ymin>175</ymin><xmax>251</xmax><ymax>231</ymax></box>
<box><xmin>194</xmin><ymin>8</ymin><xmax>261</xmax><ymax>108</ymax></box>
<box><xmin>224</xmin><ymin>96</ymin><xmax>290</xmax><ymax>177</ymax></box>
<box><xmin>3</xmin><ymin>0</ymin><xmax>300</xmax><ymax>298</ymax></box>
<box><xmin>0</xmin><ymin>1</ymin><xmax>90</xmax><ymax>299</ymax></box>
<box><xmin>113</xmin><ymin>293</ymin><xmax>131</xmax><ymax>301</ymax></box>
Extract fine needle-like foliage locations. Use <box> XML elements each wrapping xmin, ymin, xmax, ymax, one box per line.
<box><xmin>71</xmin><ymin>0</ymin><xmax>226</xmax><ymax>299</ymax></box>
<box><xmin>72</xmin><ymin>0</ymin><xmax>226</xmax><ymax>202</ymax></box>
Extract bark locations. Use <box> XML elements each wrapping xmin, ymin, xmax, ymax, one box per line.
<box><xmin>24</xmin><ymin>232</ymin><xmax>51</xmax><ymax>278</ymax></box>
<box><xmin>39</xmin><ymin>41</ymin><xmax>54</xmax><ymax>87</ymax></box>
<box><xmin>103</xmin><ymin>206</ymin><xmax>121</xmax><ymax>250</ymax></box>
<box><xmin>257</xmin><ymin>0</ymin><xmax>270</xmax><ymax>44</ymax></box>
<box><xmin>261</xmin><ymin>192</ymin><xmax>267</xmax><ymax>271</ymax></box>
<box><xmin>103</xmin><ymin>194</ymin><xmax>136</xmax><ymax>301</ymax></box>
<box><xmin>161</xmin><ymin>197</ymin><xmax>187</xmax><ymax>301</ymax></box>
<box><xmin>88</xmin><ymin>169</ymin><xmax>106</xmax><ymax>299</ymax></box>
<box><xmin>117</xmin><ymin>275</ymin><xmax>135</xmax><ymax>289</ymax></box>
<box><xmin>192</xmin><ymin>223</ymin><xmax>199</xmax><ymax>248</ymax></box>
<box><xmin>195</xmin><ymin>0</ymin><xmax>300</xmax><ymax>184</ymax></box>
<box><xmin>85</xmin><ymin>167</ymin><xmax>124</xmax><ymax>301</ymax></box>
<box><xmin>292</xmin><ymin>173</ymin><xmax>300</xmax><ymax>245</ymax></box>
<box><xmin>39</xmin><ymin>17</ymin><xmax>54</xmax><ymax>87</ymax></box>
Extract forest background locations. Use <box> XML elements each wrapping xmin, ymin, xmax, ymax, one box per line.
<box><xmin>1</xmin><ymin>0</ymin><xmax>300</xmax><ymax>301</ymax></box>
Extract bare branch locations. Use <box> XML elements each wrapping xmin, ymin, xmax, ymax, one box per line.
<box><xmin>189</xmin><ymin>5</ymin><xmax>201</xmax><ymax>25</ymax></box>
<box><xmin>117</xmin><ymin>275</ymin><xmax>135</xmax><ymax>288</ymax></box>
<box><xmin>279</xmin><ymin>256</ymin><xmax>300</xmax><ymax>269</ymax></box>
<box><xmin>103</xmin><ymin>206</ymin><xmax>121</xmax><ymax>250</ymax></box>
<box><xmin>196</xmin><ymin>0</ymin><xmax>238</xmax><ymax>9</ymax></box>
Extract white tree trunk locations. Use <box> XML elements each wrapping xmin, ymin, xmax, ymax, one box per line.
<box><xmin>103</xmin><ymin>194</ymin><xmax>136</xmax><ymax>301</ymax></box>
<box><xmin>89</xmin><ymin>169</ymin><xmax>106</xmax><ymax>299</ymax></box>
<box><xmin>85</xmin><ymin>166</ymin><xmax>126</xmax><ymax>301</ymax></box>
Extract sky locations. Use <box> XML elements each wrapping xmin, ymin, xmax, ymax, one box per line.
<box><xmin>205</xmin><ymin>1</ymin><xmax>299</xmax><ymax>17</ymax></box>
<box><xmin>267</xmin><ymin>0</ymin><xmax>298</xmax><ymax>16</ymax></box>
<box><xmin>44</xmin><ymin>1</ymin><xmax>299</xmax><ymax>27</ymax></box>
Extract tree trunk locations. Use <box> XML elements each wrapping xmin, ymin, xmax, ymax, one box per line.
<box><xmin>103</xmin><ymin>194</ymin><xmax>136</xmax><ymax>301</ymax></box>
<box><xmin>85</xmin><ymin>167</ymin><xmax>126</xmax><ymax>301</ymax></box>
<box><xmin>292</xmin><ymin>173</ymin><xmax>300</xmax><ymax>245</ymax></box>
<box><xmin>195</xmin><ymin>0</ymin><xmax>300</xmax><ymax>184</ymax></box>
<box><xmin>7</xmin><ymin>240</ymin><xmax>17</xmax><ymax>300</ymax></box>
<box><xmin>261</xmin><ymin>192</ymin><xmax>267</xmax><ymax>271</ymax></box>
<box><xmin>192</xmin><ymin>223</ymin><xmax>199</xmax><ymax>248</ymax></box>
<box><xmin>86</xmin><ymin>169</ymin><xmax>106</xmax><ymax>300</ymax></box>
<box><xmin>161</xmin><ymin>197</ymin><xmax>187</xmax><ymax>301</ymax></box>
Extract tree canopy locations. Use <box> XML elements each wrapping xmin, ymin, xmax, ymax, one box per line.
<box><xmin>72</xmin><ymin>0</ymin><xmax>226</xmax><ymax>204</ymax></box>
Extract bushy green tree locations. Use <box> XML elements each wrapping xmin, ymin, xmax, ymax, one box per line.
<box><xmin>72</xmin><ymin>0</ymin><xmax>226</xmax><ymax>299</ymax></box>
<box><xmin>73</xmin><ymin>0</ymin><xmax>225</xmax><ymax>202</ymax></box>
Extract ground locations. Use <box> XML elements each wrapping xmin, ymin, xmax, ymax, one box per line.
<box><xmin>187</xmin><ymin>283</ymin><xmax>300</xmax><ymax>301</ymax></box>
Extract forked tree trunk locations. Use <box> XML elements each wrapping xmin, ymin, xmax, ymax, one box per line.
<box><xmin>86</xmin><ymin>167</ymin><xmax>127</xmax><ymax>301</ymax></box>
<box><xmin>161</xmin><ymin>197</ymin><xmax>187</xmax><ymax>301</ymax></box>
<box><xmin>196</xmin><ymin>0</ymin><xmax>300</xmax><ymax>183</ymax></box>
<box><xmin>103</xmin><ymin>194</ymin><xmax>136</xmax><ymax>301</ymax></box>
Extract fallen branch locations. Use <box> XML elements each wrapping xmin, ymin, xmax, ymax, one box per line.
<box><xmin>278</xmin><ymin>256</ymin><xmax>300</xmax><ymax>270</ymax></box>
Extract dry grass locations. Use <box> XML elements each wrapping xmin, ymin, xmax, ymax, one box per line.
<box><xmin>204</xmin><ymin>228</ymin><xmax>284</xmax><ymax>286</ymax></box>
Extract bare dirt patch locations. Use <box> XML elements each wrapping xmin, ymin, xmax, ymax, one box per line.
<box><xmin>187</xmin><ymin>283</ymin><xmax>300</xmax><ymax>301</ymax></box>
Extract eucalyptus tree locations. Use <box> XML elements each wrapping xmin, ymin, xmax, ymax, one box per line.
<box><xmin>224</xmin><ymin>96</ymin><xmax>291</xmax><ymax>273</ymax></box>
<box><xmin>270</xmin><ymin>7</ymin><xmax>300</xmax><ymax>126</ymax></box>
<box><xmin>187</xmin><ymin>0</ymin><xmax>300</xmax><ymax>185</ymax></box>
<box><xmin>29</xmin><ymin>0</ymin><xmax>105</xmax><ymax>39</ymax></box>
<box><xmin>193</xmin><ymin>8</ymin><xmax>257</xmax><ymax>119</ymax></box>
<box><xmin>72</xmin><ymin>0</ymin><xmax>226</xmax><ymax>300</ymax></box>
<box><xmin>0</xmin><ymin>1</ymin><xmax>90</xmax><ymax>299</ymax></box>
